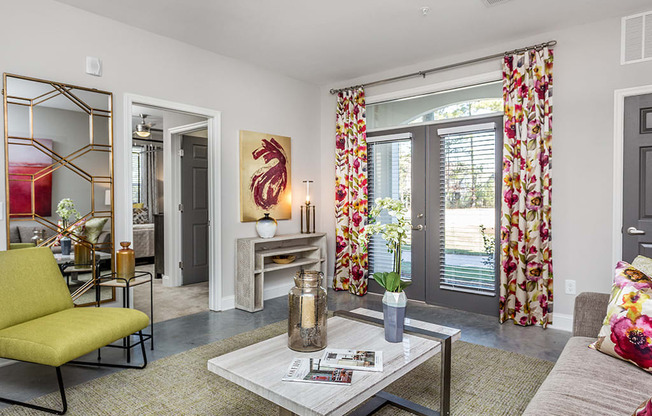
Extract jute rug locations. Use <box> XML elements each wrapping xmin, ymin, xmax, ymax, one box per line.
<box><xmin>0</xmin><ymin>320</ymin><xmax>553</xmax><ymax>415</ymax></box>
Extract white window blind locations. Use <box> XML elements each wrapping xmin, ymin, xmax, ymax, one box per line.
<box><xmin>368</xmin><ymin>138</ymin><xmax>412</xmax><ymax>279</ymax></box>
<box><xmin>439</xmin><ymin>129</ymin><xmax>496</xmax><ymax>295</ymax></box>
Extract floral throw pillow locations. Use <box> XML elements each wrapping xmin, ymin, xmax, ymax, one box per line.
<box><xmin>633</xmin><ymin>398</ymin><xmax>652</xmax><ymax>416</ymax></box>
<box><xmin>589</xmin><ymin>261</ymin><xmax>652</xmax><ymax>371</ymax></box>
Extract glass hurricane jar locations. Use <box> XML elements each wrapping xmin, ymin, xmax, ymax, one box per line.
<box><xmin>288</xmin><ymin>270</ymin><xmax>327</xmax><ymax>352</ymax></box>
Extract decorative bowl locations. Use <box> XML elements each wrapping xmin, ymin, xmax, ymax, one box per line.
<box><xmin>272</xmin><ymin>255</ymin><xmax>296</xmax><ymax>264</ymax></box>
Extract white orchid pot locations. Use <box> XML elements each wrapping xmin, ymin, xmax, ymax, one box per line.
<box><xmin>382</xmin><ymin>290</ymin><xmax>407</xmax><ymax>343</ymax></box>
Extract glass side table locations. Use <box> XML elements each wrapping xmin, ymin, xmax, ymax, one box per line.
<box><xmin>98</xmin><ymin>271</ymin><xmax>154</xmax><ymax>363</ymax></box>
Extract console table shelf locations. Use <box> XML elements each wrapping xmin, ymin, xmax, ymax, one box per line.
<box><xmin>236</xmin><ymin>233</ymin><xmax>327</xmax><ymax>312</ymax></box>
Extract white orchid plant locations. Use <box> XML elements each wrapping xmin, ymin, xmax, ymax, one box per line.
<box><xmin>56</xmin><ymin>198</ymin><xmax>81</xmax><ymax>233</ymax></box>
<box><xmin>366</xmin><ymin>197</ymin><xmax>412</xmax><ymax>293</ymax></box>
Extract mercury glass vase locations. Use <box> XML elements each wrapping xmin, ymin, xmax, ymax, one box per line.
<box><xmin>288</xmin><ymin>270</ymin><xmax>327</xmax><ymax>352</ymax></box>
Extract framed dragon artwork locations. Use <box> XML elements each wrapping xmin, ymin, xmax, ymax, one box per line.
<box><xmin>239</xmin><ymin>130</ymin><xmax>291</xmax><ymax>222</ymax></box>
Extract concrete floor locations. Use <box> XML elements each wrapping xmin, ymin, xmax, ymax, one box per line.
<box><xmin>0</xmin><ymin>289</ymin><xmax>571</xmax><ymax>410</ymax></box>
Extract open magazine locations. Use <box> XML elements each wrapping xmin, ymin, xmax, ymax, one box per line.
<box><xmin>320</xmin><ymin>349</ymin><xmax>383</xmax><ymax>372</ymax></box>
<box><xmin>282</xmin><ymin>358</ymin><xmax>353</xmax><ymax>385</ymax></box>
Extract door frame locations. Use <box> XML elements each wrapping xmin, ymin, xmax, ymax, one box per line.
<box><xmin>122</xmin><ymin>94</ymin><xmax>222</xmax><ymax>311</ymax></box>
<box><xmin>612</xmin><ymin>85</ymin><xmax>652</xmax><ymax>269</ymax></box>
<box><xmin>166</xmin><ymin>121</ymin><xmax>209</xmax><ymax>288</ymax></box>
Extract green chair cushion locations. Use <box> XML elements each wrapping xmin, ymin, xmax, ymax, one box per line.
<box><xmin>0</xmin><ymin>307</ymin><xmax>149</xmax><ymax>367</ymax></box>
<box><xmin>0</xmin><ymin>247</ymin><xmax>73</xmax><ymax>330</ymax></box>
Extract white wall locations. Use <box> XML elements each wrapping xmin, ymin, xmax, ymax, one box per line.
<box><xmin>0</xmin><ymin>0</ymin><xmax>320</xmax><ymax>306</ymax></box>
<box><xmin>320</xmin><ymin>13</ymin><xmax>652</xmax><ymax>324</ymax></box>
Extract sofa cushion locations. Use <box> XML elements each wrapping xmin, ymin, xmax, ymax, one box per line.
<box><xmin>82</xmin><ymin>217</ymin><xmax>108</xmax><ymax>244</ymax></box>
<box><xmin>17</xmin><ymin>225</ymin><xmax>57</xmax><ymax>244</ymax></box>
<box><xmin>590</xmin><ymin>261</ymin><xmax>652</xmax><ymax>371</ymax></box>
<box><xmin>634</xmin><ymin>398</ymin><xmax>652</xmax><ymax>416</ymax></box>
<box><xmin>523</xmin><ymin>337</ymin><xmax>652</xmax><ymax>416</ymax></box>
<box><xmin>9</xmin><ymin>225</ymin><xmax>20</xmax><ymax>243</ymax></box>
<box><xmin>633</xmin><ymin>255</ymin><xmax>652</xmax><ymax>277</ymax></box>
<box><xmin>0</xmin><ymin>248</ymin><xmax>73</xmax><ymax>330</ymax></box>
<box><xmin>0</xmin><ymin>307</ymin><xmax>149</xmax><ymax>367</ymax></box>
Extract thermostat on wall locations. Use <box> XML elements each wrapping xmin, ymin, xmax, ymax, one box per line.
<box><xmin>86</xmin><ymin>56</ymin><xmax>102</xmax><ymax>77</ymax></box>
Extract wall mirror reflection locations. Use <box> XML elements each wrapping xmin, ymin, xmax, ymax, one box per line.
<box><xmin>3</xmin><ymin>73</ymin><xmax>115</xmax><ymax>305</ymax></box>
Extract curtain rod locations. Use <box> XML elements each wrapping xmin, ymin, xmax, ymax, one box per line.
<box><xmin>329</xmin><ymin>40</ymin><xmax>557</xmax><ymax>95</ymax></box>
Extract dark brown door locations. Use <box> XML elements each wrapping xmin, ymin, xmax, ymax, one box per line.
<box><xmin>181</xmin><ymin>135</ymin><xmax>209</xmax><ymax>285</ymax></box>
<box><xmin>623</xmin><ymin>94</ymin><xmax>652</xmax><ymax>262</ymax></box>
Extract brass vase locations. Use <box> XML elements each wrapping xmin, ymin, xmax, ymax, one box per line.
<box><xmin>116</xmin><ymin>241</ymin><xmax>135</xmax><ymax>279</ymax></box>
<box><xmin>288</xmin><ymin>270</ymin><xmax>327</xmax><ymax>352</ymax></box>
<box><xmin>74</xmin><ymin>242</ymin><xmax>91</xmax><ymax>266</ymax></box>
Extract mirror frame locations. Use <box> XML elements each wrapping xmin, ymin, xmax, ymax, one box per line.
<box><xmin>3</xmin><ymin>73</ymin><xmax>114</xmax><ymax>304</ymax></box>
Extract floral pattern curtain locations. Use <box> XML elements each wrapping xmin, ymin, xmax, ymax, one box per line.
<box><xmin>499</xmin><ymin>47</ymin><xmax>554</xmax><ymax>327</ymax></box>
<box><xmin>333</xmin><ymin>87</ymin><xmax>369</xmax><ymax>295</ymax></box>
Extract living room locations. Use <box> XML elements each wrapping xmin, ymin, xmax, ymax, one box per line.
<box><xmin>0</xmin><ymin>0</ymin><xmax>651</xmax><ymax>415</ymax></box>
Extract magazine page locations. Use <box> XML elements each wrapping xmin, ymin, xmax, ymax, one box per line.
<box><xmin>320</xmin><ymin>349</ymin><xmax>383</xmax><ymax>372</ymax></box>
<box><xmin>282</xmin><ymin>358</ymin><xmax>352</xmax><ymax>385</ymax></box>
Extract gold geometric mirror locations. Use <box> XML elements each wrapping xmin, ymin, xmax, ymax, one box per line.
<box><xmin>3</xmin><ymin>73</ymin><xmax>114</xmax><ymax>305</ymax></box>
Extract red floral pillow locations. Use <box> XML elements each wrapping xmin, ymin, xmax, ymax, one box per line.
<box><xmin>589</xmin><ymin>261</ymin><xmax>652</xmax><ymax>371</ymax></box>
<box><xmin>634</xmin><ymin>398</ymin><xmax>652</xmax><ymax>416</ymax></box>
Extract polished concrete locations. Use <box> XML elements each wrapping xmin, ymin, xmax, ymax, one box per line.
<box><xmin>0</xmin><ymin>289</ymin><xmax>570</xmax><ymax>410</ymax></box>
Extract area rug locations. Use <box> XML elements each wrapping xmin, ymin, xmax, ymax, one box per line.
<box><xmin>0</xmin><ymin>320</ymin><xmax>553</xmax><ymax>415</ymax></box>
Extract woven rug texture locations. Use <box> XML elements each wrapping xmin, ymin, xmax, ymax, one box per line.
<box><xmin>0</xmin><ymin>320</ymin><xmax>553</xmax><ymax>415</ymax></box>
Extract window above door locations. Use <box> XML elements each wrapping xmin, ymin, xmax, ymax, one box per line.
<box><xmin>367</xmin><ymin>81</ymin><xmax>502</xmax><ymax>130</ymax></box>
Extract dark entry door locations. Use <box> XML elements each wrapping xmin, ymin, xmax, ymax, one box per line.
<box><xmin>425</xmin><ymin>116</ymin><xmax>502</xmax><ymax>316</ymax></box>
<box><xmin>367</xmin><ymin>126</ymin><xmax>427</xmax><ymax>301</ymax></box>
<box><xmin>623</xmin><ymin>94</ymin><xmax>652</xmax><ymax>262</ymax></box>
<box><xmin>181</xmin><ymin>134</ymin><xmax>209</xmax><ymax>285</ymax></box>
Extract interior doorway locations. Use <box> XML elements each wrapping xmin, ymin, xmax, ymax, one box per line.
<box><xmin>123</xmin><ymin>95</ymin><xmax>222</xmax><ymax>321</ymax></box>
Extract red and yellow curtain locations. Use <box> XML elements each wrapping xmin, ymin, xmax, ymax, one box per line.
<box><xmin>333</xmin><ymin>87</ymin><xmax>368</xmax><ymax>296</ymax></box>
<box><xmin>499</xmin><ymin>47</ymin><xmax>554</xmax><ymax>327</ymax></box>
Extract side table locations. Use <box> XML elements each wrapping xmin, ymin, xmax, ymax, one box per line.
<box><xmin>98</xmin><ymin>271</ymin><xmax>154</xmax><ymax>362</ymax></box>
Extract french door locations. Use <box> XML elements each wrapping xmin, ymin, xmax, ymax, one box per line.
<box><xmin>367</xmin><ymin>115</ymin><xmax>502</xmax><ymax>315</ymax></box>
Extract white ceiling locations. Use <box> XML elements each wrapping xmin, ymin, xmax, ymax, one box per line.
<box><xmin>54</xmin><ymin>0</ymin><xmax>651</xmax><ymax>85</ymax></box>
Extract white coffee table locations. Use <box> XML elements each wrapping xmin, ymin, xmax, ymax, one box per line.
<box><xmin>207</xmin><ymin>308</ymin><xmax>460</xmax><ymax>416</ymax></box>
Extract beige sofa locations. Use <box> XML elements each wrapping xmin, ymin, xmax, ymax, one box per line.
<box><xmin>523</xmin><ymin>292</ymin><xmax>652</xmax><ymax>415</ymax></box>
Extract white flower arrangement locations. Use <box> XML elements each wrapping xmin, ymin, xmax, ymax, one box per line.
<box><xmin>365</xmin><ymin>197</ymin><xmax>412</xmax><ymax>293</ymax></box>
<box><xmin>56</xmin><ymin>198</ymin><xmax>80</xmax><ymax>229</ymax></box>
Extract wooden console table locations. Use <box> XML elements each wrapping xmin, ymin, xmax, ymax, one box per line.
<box><xmin>236</xmin><ymin>233</ymin><xmax>327</xmax><ymax>312</ymax></box>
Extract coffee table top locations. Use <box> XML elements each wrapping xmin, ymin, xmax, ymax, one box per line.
<box><xmin>207</xmin><ymin>308</ymin><xmax>460</xmax><ymax>416</ymax></box>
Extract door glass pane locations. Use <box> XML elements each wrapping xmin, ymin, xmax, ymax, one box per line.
<box><xmin>440</xmin><ymin>130</ymin><xmax>496</xmax><ymax>295</ymax></box>
<box><xmin>368</xmin><ymin>139</ymin><xmax>412</xmax><ymax>279</ymax></box>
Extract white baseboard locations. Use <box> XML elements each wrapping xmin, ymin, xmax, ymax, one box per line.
<box><xmin>0</xmin><ymin>358</ymin><xmax>15</xmax><ymax>367</ymax></box>
<box><xmin>549</xmin><ymin>312</ymin><xmax>573</xmax><ymax>332</ymax></box>
<box><xmin>162</xmin><ymin>273</ymin><xmax>181</xmax><ymax>287</ymax></box>
<box><xmin>221</xmin><ymin>281</ymin><xmax>296</xmax><ymax>311</ymax></box>
<box><xmin>221</xmin><ymin>295</ymin><xmax>235</xmax><ymax>310</ymax></box>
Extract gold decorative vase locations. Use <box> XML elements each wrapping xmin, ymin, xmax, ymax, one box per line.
<box><xmin>116</xmin><ymin>241</ymin><xmax>135</xmax><ymax>279</ymax></box>
<box><xmin>74</xmin><ymin>242</ymin><xmax>91</xmax><ymax>266</ymax></box>
<box><xmin>288</xmin><ymin>270</ymin><xmax>327</xmax><ymax>352</ymax></box>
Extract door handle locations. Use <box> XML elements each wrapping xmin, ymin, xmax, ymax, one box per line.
<box><xmin>627</xmin><ymin>227</ymin><xmax>646</xmax><ymax>235</ymax></box>
<box><xmin>412</xmin><ymin>224</ymin><xmax>424</xmax><ymax>231</ymax></box>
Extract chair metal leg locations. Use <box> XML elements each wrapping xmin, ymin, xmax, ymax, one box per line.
<box><xmin>69</xmin><ymin>331</ymin><xmax>148</xmax><ymax>369</ymax></box>
<box><xmin>0</xmin><ymin>367</ymin><xmax>67</xmax><ymax>415</ymax></box>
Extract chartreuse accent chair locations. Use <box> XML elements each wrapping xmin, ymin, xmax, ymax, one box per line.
<box><xmin>0</xmin><ymin>248</ymin><xmax>149</xmax><ymax>414</ymax></box>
